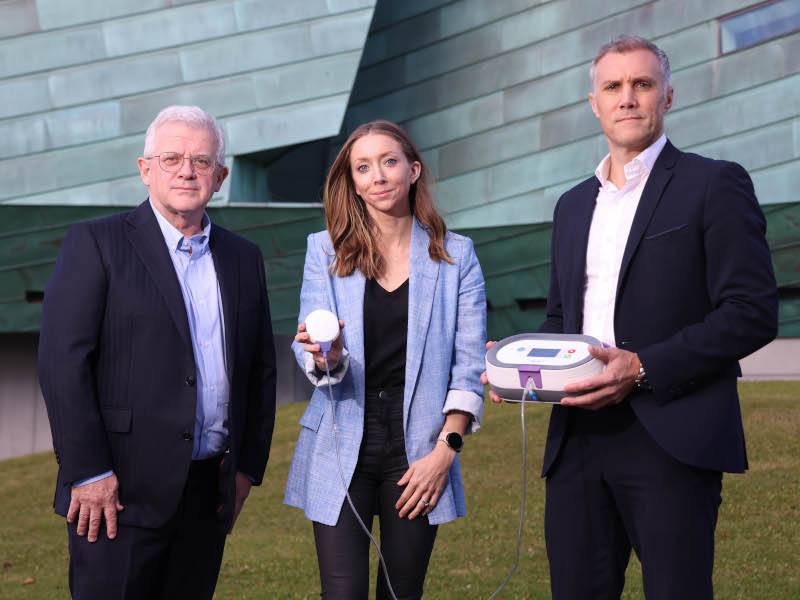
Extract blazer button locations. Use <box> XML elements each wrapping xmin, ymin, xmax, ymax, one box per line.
<box><xmin>185</xmin><ymin>376</ymin><xmax>196</xmax><ymax>387</ymax></box>
<box><xmin>182</xmin><ymin>430</ymin><xmax>193</xmax><ymax>442</ymax></box>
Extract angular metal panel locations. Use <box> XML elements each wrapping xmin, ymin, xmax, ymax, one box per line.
<box><xmin>251</xmin><ymin>52</ymin><xmax>361</xmax><ymax>108</ymax></box>
<box><xmin>436</xmin><ymin>117</ymin><xmax>541</xmax><ymax>181</ymax></box>
<box><xmin>234</xmin><ymin>0</ymin><xmax>330</xmax><ymax>31</ymax></box>
<box><xmin>48</xmin><ymin>51</ymin><xmax>184</xmax><ymax>108</ymax></box>
<box><xmin>406</xmin><ymin>92</ymin><xmax>504</xmax><ymax>151</ymax></box>
<box><xmin>0</xmin><ymin>24</ymin><xmax>106</xmax><ymax>79</ymax></box>
<box><xmin>0</xmin><ymin>101</ymin><xmax>123</xmax><ymax>161</ymax></box>
<box><xmin>0</xmin><ymin>0</ymin><xmax>375</xmax><ymax>206</ymax></box>
<box><xmin>0</xmin><ymin>136</ymin><xmax>141</xmax><ymax>202</ymax></box>
<box><xmin>119</xmin><ymin>76</ymin><xmax>258</xmax><ymax>135</ymax></box>
<box><xmin>0</xmin><ymin>75</ymin><xmax>52</xmax><ymax>119</ymax></box>
<box><xmin>35</xmin><ymin>0</ymin><xmax>183</xmax><ymax>30</ymax></box>
<box><xmin>0</xmin><ymin>0</ymin><xmax>40</xmax><ymax>39</ymax></box>
<box><xmin>102</xmin><ymin>2</ymin><xmax>238</xmax><ymax>57</ymax></box>
<box><xmin>668</xmin><ymin>74</ymin><xmax>800</xmax><ymax>149</ymax></box>
<box><xmin>224</xmin><ymin>94</ymin><xmax>349</xmax><ymax>155</ymax></box>
<box><xmin>751</xmin><ymin>160</ymin><xmax>800</xmax><ymax>206</ymax></box>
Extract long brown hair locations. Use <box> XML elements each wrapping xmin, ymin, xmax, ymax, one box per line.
<box><xmin>323</xmin><ymin>120</ymin><xmax>453</xmax><ymax>278</ymax></box>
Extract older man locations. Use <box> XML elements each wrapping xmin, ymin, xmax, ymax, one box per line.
<box><xmin>38</xmin><ymin>105</ymin><xmax>277</xmax><ymax>599</ymax></box>
<box><xmin>487</xmin><ymin>35</ymin><xmax>777</xmax><ymax>598</ymax></box>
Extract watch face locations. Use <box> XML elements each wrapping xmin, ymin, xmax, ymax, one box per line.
<box><xmin>446</xmin><ymin>432</ymin><xmax>463</xmax><ymax>452</ymax></box>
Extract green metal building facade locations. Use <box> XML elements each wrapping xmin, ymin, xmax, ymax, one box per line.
<box><xmin>1</xmin><ymin>0</ymin><xmax>798</xmax><ymax>457</ymax></box>
<box><xmin>347</xmin><ymin>0</ymin><xmax>800</xmax><ymax>338</ymax></box>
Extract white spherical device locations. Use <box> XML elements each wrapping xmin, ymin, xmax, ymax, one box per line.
<box><xmin>305</xmin><ymin>309</ymin><xmax>340</xmax><ymax>345</ymax></box>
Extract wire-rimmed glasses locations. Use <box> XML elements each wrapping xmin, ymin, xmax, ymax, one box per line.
<box><xmin>146</xmin><ymin>152</ymin><xmax>217</xmax><ymax>174</ymax></box>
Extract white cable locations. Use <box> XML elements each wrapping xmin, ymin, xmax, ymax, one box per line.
<box><xmin>320</xmin><ymin>339</ymin><xmax>535</xmax><ymax>600</ymax></box>
<box><xmin>322</xmin><ymin>353</ymin><xmax>400</xmax><ymax>600</ymax></box>
<box><xmin>487</xmin><ymin>376</ymin><xmax>535</xmax><ymax>600</ymax></box>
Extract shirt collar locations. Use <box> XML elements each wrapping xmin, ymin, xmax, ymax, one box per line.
<box><xmin>148</xmin><ymin>199</ymin><xmax>211</xmax><ymax>254</ymax></box>
<box><xmin>595</xmin><ymin>133</ymin><xmax>668</xmax><ymax>188</ymax></box>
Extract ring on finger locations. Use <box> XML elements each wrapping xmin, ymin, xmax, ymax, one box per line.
<box><xmin>421</xmin><ymin>498</ymin><xmax>430</xmax><ymax>507</ymax></box>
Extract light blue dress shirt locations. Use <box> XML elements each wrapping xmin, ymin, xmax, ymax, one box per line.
<box><xmin>74</xmin><ymin>203</ymin><xmax>230</xmax><ymax>487</ymax></box>
<box><xmin>151</xmin><ymin>202</ymin><xmax>230</xmax><ymax>460</ymax></box>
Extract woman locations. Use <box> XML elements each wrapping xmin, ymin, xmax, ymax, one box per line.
<box><xmin>284</xmin><ymin>120</ymin><xmax>486</xmax><ymax>599</ymax></box>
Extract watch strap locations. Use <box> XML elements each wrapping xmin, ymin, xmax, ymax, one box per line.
<box><xmin>634</xmin><ymin>360</ymin><xmax>652</xmax><ymax>390</ymax></box>
<box><xmin>438</xmin><ymin>431</ymin><xmax>463</xmax><ymax>453</ymax></box>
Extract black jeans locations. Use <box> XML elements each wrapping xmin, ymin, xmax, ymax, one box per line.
<box><xmin>313</xmin><ymin>387</ymin><xmax>438</xmax><ymax>600</ymax></box>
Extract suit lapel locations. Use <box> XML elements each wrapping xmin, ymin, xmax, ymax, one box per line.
<box><xmin>209</xmin><ymin>226</ymin><xmax>239</xmax><ymax>377</ymax></box>
<box><xmin>404</xmin><ymin>218</ymin><xmax>440</xmax><ymax>411</ymax></box>
<box><xmin>615</xmin><ymin>141</ymin><xmax>678</xmax><ymax>299</ymax></box>
<box><xmin>125</xmin><ymin>201</ymin><xmax>192</xmax><ymax>349</ymax></box>
<box><xmin>568</xmin><ymin>178</ymin><xmax>600</xmax><ymax>331</ymax></box>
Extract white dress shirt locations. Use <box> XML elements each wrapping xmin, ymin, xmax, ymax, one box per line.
<box><xmin>582</xmin><ymin>134</ymin><xmax>667</xmax><ymax>347</ymax></box>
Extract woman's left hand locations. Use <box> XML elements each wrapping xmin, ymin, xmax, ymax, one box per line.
<box><xmin>395</xmin><ymin>444</ymin><xmax>455</xmax><ymax>519</ymax></box>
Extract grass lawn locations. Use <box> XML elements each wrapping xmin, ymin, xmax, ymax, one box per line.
<box><xmin>1</xmin><ymin>381</ymin><xmax>798</xmax><ymax>599</ymax></box>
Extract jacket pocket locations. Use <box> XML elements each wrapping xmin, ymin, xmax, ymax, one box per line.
<box><xmin>643</xmin><ymin>223</ymin><xmax>688</xmax><ymax>240</ymax></box>
<box><xmin>101</xmin><ymin>407</ymin><xmax>132</xmax><ymax>433</ymax></box>
<box><xmin>299</xmin><ymin>400</ymin><xmax>324</xmax><ymax>432</ymax></box>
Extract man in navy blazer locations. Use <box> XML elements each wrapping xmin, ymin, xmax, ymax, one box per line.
<box><xmin>38</xmin><ymin>106</ymin><xmax>276</xmax><ymax>599</ymax></box>
<box><xmin>487</xmin><ymin>36</ymin><xmax>777</xmax><ymax>598</ymax></box>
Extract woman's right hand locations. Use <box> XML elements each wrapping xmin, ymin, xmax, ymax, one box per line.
<box><xmin>296</xmin><ymin>320</ymin><xmax>345</xmax><ymax>372</ymax></box>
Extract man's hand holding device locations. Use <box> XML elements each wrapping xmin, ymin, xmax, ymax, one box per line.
<box><xmin>560</xmin><ymin>346</ymin><xmax>642</xmax><ymax>410</ymax></box>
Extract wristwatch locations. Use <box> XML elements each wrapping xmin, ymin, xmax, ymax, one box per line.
<box><xmin>635</xmin><ymin>359</ymin><xmax>651</xmax><ymax>390</ymax></box>
<box><xmin>438</xmin><ymin>431</ymin><xmax>464</xmax><ymax>453</ymax></box>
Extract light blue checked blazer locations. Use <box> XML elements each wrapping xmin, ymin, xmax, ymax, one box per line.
<box><xmin>284</xmin><ymin>218</ymin><xmax>486</xmax><ymax>526</ymax></box>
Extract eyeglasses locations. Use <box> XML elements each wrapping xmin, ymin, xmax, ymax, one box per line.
<box><xmin>146</xmin><ymin>152</ymin><xmax>217</xmax><ymax>174</ymax></box>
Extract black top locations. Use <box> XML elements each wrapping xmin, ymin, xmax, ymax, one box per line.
<box><xmin>363</xmin><ymin>277</ymin><xmax>409</xmax><ymax>390</ymax></box>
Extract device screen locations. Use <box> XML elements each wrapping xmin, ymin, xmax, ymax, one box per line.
<box><xmin>527</xmin><ymin>348</ymin><xmax>560</xmax><ymax>358</ymax></box>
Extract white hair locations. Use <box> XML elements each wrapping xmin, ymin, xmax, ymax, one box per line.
<box><xmin>589</xmin><ymin>34</ymin><xmax>672</xmax><ymax>91</ymax></box>
<box><xmin>143</xmin><ymin>105</ymin><xmax>226</xmax><ymax>166</ymax></box>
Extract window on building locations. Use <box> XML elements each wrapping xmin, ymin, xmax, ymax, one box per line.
<box><xmin>228</xmin><ymin>137</ymin><xmax>338</xmax><ymax>204</ymax></box>
<box><xmin>719</xmin><ymin>0</ymin><xmax>800</xmax><ymax>54</ymax></box>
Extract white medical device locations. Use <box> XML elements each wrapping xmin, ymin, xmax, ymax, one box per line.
<box><xmin>485</xmin><ymin>333</ymin><xmax>605</xmax><ymax>403</ymax></box>
<box><xmin>305</xmin><ymin>309</ymin><xmax>340</xmax><ymax>352</ymax></box>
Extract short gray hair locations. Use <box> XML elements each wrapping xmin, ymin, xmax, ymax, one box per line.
<box><xmin>143</xmin><ymin>105</ymin><xmax>226</xmax><ymax>166</ymax></box>
<box><xmin>590</xmin><ymin>35</ymin><xmax>671</xmax><ymax>90</ymax></box>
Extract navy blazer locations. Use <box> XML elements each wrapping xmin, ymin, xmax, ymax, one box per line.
<box><xmin>540</xmin><ymin>141</ymin><xmax>778</xmax><ymax>476</ymax></box>
<box><xmin>38</xmin><ymin>201</ymin><xmax>277</xmax><ymax>529</ymax></box>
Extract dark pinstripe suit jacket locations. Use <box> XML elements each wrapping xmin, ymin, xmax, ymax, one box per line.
<box><xmin>38</xmin><ymin>200</ymin><xmax>277</xmax><ymax>529</ymax></box>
